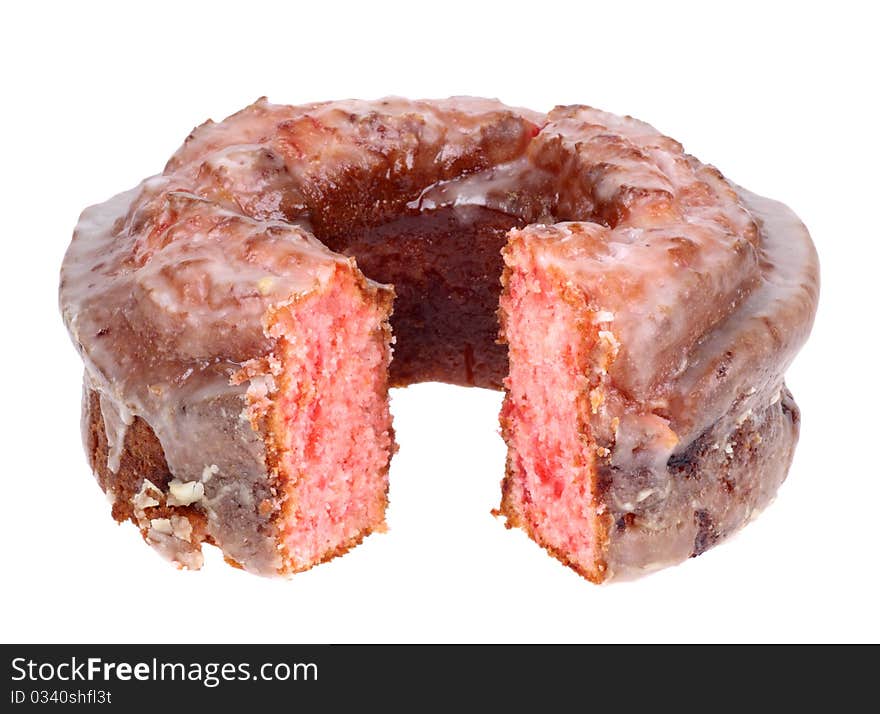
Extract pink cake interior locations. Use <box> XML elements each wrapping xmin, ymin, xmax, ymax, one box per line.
<box><xmin>270</xmin><ymin>271</ymin><xmax>394</xmax><ymax>571</ymax></box>
<box><xmin>499</xmin><ymin>245</ymin><xmax>604</xmax><ymax>580</ymax></box>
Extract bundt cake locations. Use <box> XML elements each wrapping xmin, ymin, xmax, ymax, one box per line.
<box><xmin>60</xmin><ymin>97</ymin><xmax>818</xmax><ymax>581</ymax></box>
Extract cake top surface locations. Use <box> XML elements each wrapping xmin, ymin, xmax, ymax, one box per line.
<box><xmin>60</xmin><ymin>96</ymin><xmax>818</xmax><ymax>471</ymax></box>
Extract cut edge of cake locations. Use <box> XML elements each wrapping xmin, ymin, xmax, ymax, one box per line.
<box><xmin>497</xmin><ymin>228</ymin><xmax>612</xmax><ymax>583</ymax></box>
<box><xmin>236</xmin><ymin>262</ymin><xmax>397</xmax><ymax>575</ymax></box>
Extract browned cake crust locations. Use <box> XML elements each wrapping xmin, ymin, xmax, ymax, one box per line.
<box><xmin>84</xmin><ymin>388</ymin><xmax>212</xmax><ymax>566</ymax></box>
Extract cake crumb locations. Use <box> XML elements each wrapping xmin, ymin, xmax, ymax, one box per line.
<box><xmin>132</xmin><ymin>480</ymin><xmax>163</xmax><ymax>510</ymax></box>
<box><xmin>167</xmin><ymin>479</ymin><xmax>205</xmax><ymax>506</ymax></box>
<box><xmin>636</xmin><ymin>488</ymin><xmax>655</xmax><ymax>503</ymax></box>
<box><xmin>201</xmin><ymin>464</ymin><xmax>219</xmax><ymax>482</ymax></box>
<box><xmin>257</xmin><ymin>276</ymin><xmax>275</xmax><ymax>295</ymax></box>
<box><xmin>150</xmin><ymin>518</ymin><xmax>173</xmax><ymax>535</ymax></box>
<box><xmin>171</xmin><ymin>515</ymin><xmax>193</xmax><ymax>542</ymax></box>
<box><xmin>597</xmin><ymin>330</ymin><xmax>620</xmax><ymax>352</ymax></box>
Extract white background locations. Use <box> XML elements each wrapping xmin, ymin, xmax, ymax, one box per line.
<box><xmin>2</xmin><ymin>1</ymin><xmax>877</xmax><ymax>643</ymax></box>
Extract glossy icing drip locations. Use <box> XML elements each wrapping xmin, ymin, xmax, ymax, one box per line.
<box><xmin>98</xmin><ymin>392</ymin><xmax>133</xmax><ymax>474</ymax></box>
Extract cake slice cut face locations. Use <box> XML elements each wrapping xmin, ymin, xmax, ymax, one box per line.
<box><xmin>60</xmin><ymin>98</ymin><xmax>818</xmax><ymax>580</ymax></box>
<box><xmin>499</xmin><ymin>254</ymin><xmax>606</xmax><ymax>579</ymax></box>
<box><xmin>258</xmin><ymin>269</ymin><xmax>395</xmax><ymax>572</ymax></box>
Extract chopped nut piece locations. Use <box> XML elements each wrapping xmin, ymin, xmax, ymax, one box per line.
<box><xmin>167</xmin><ymin>479</ymin><xmax>205</xmax><ymax>506</ymax></box>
